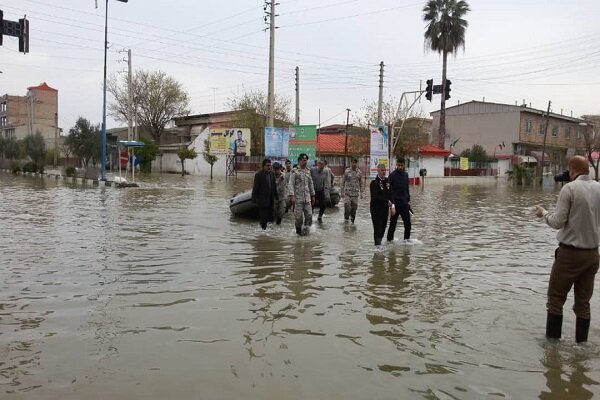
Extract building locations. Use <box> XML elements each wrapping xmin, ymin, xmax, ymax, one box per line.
<box><xmin>0</xmin><ymin>83</ymin><xmax>59</xmax><ymax>149</ymax></box>
<box><xmin>431</xmin><ymin>101</ymin><xmax>589</xmax><ymax>166</ymax></box>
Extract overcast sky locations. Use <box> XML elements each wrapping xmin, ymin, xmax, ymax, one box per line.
<box><xmin>1</xmin><ymin>0</ymin><xmax>598</xmax><ymax>131</ymax></box>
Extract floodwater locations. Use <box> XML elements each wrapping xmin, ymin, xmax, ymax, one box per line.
<box><xmin>1</xmin><ymin>172</ymin><xmax>599</xmax><ymax>399</ymax></box>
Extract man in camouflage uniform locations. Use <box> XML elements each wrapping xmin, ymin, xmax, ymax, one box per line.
<box><xmin>288</xmin><ymin>153</ymin><xmax>315</xmax><ymax>235</ymax></box>
<box><xmin>283</xmin><ymin>159</ymin><xmax>293</xmax><ymax>212</ymax></box>
<box><xmin>341</xmin><ymin>157</ymin><xmax>363</xmax><ymax>223</ymax></box>
<box><xmin>272</xmin><ymin>162</ymin><xmax>286</xmax><ymax>225</ymax></box>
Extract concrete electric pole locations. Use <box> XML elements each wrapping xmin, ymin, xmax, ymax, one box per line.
<box><xmin>265</xmin><ymin>0</ymin><xmax>276</xmax><ymax>128</ymax></box>
<box><xmin>127</xmin><ymin>49</ymin><xmax>133</xmax><ymax>141</ymax></box>
<box><xmin>295</xmin><ymin>66</ymin><xmax>300</xmax><ymax>126</ymax></box>
<box><xmin>377</xmin><ymin>61</ymin><xmax>384</xmax><ymax>126</ymax></box>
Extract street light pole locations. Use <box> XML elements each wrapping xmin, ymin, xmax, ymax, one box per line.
<box><xmin>101</xmin><ymin>0</ymin><xmax>128</xmax><ymax>181</ymax></box>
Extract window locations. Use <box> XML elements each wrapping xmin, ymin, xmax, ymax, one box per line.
<box><xmin>565</xmin><ymin>127</ymin><xmax>571</xmax><ymax>138</ymax></box>
<box><xmin>3</xmin><ymin>128</ymin><xmax>15</xmax><ymax>139</ymax></box>
<box><xmin>539</xmin><ymin>121</ymin><xmax>546</xmax><ymax>135</ymax></box>
<box><xmin>525</xmin><ymin>120</ymin><xmax>532</xmax><ymax>134</ymax></box>
<box><xmin>551</xmin><ymin>125</ymin><xmax>558</xmax><ymax>137</ymax></box>
<box><xmin>0</xmin><ymin>102</ymin><xmax>6</xmax><ymax>112</ymax></box>
<box><xmin>0</xmin><ymin>116</ymin><xmax>6</xmax><ymax>127</ymax></box>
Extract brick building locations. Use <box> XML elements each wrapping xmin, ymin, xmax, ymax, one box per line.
<box><xmin>431</xmin><ymin>101</ymin><xmax>589</xmax><ymax>165</ymax></box>
<box><xmin>0</xmin><ymin>82</ymin><xmax>59</xmax><ymax>147</ymax></box>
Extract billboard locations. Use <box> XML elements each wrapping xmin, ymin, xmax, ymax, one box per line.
<box><xmin>209</xmin><ymin>128</ymin><xmax>251</xmax><ymax>156</ymax></box>
<box><xmin>369</xmin><ymin>125</ymin><xmax>389</xmax><ymax>177</ymax></box>
<box><xmin>265</xmin><ymin>127</ymin><xmax>291</xmax><ymax>158</ymax></box>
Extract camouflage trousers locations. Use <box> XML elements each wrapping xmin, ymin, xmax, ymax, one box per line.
<box><xmin>294</xmin><ymin>201</ymin><xmax>312</xmax><ymax>231</ymax></box>
<box><xmin>273</xmin><ymin>200</ymin><xmax>285</xmax><ymax>224</ymax></box>
<box><xmin>344</xmin><ymin>196</ymin><xmax>358</xmax><ymax>220</ymax></box>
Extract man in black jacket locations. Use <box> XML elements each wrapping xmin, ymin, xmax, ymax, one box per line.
<box><xmin>252</xmin><ymin>159</ymin><xmax>277</xmax><ymax>230</ymax></box>
<box><xmin>370</xmin><ymin>163</ymin><xmax>392</xmax><ymax>246</ymax></box>
<box><xmin>388</xmin><ymin>157</ymin><xmax>411</xmax><ymax>241</ymax></box>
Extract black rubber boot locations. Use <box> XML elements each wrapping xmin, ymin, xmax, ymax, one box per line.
<box><xmin>576</xmin><ymin>317</ymin><xmax>591</xmax><ymax>343</ymax></box>
<box><xmin>546</xmin><ymin>313</ymin><xmax>563</xmax><ymax>339</ymax></box>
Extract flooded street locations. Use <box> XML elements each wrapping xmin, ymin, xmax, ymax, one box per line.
<box><xmin>1</xmin><ymin>173</ymin><xmax>599</xmax><ymax>399</ymax></box>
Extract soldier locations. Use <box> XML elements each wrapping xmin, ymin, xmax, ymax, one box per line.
<box><xmin>272</xmin><ymin>162</ymin><xmax>286</xmax><ymax>225</ymax></box>
<box><xmin>288</xmin><ymin>153</ymin><xmax>315</xmax><ymax>235</ymax></box>
<box><xmin>341</xmin><ymin>157</ymin><xmax>363</xmax><ymax>223</ymax></box>
<box><xmin>284</xmin><ymin>159</ymin><xmax>293</xmax><ymax>212</ymax></box>
<box><xmin>311</xmin><ymin>159</ymin><xmax>331</xmax><ymax>223</ymax></box>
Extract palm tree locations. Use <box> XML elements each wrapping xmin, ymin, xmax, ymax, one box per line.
<box><xmin>423</xmin><ymin>0</ymin><xmax>470</xmax><ymax>148</ymax></box>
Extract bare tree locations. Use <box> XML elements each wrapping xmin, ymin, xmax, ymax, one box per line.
<box><xmin>108</xmin><ymin>69</ymin><xmax>190</xmax><ymax>145</ymax></box>
<box><xmin>226</xmin><ymin>89</ymin><xmax>292</xmax><ymax>155</ymax></box>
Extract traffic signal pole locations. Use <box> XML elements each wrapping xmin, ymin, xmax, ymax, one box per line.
<box><xmin>389</xmin><ymin>90</ymin><xmax>425</xmax><ymax>163</ymax></box>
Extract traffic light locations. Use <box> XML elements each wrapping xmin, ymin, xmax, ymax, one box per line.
<box><xmin>18</xmin><ymin>18</ymin><xmax>29</xmax><ymax>54</ymax></box>
<box><xmin>425</xmin><ymin>79</ymin><xmax>433</xmax><ymax>102</ymax></box>
<box><xmin>444</xmin><ymin>79</ymin><xmax>452</xmax><ymax>100</ymax></box>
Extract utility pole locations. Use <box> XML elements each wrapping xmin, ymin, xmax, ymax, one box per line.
<box><xmin>377</xmin><ymin>61</ymin><xmax>384</xmax><ymax>125</ymax></box>
<box><xmin>265</xmin><ymin>0</ymin><xmax>277</xmax><ymax>128</ymax></box>
<box><xmin>295</xmin><ymin>66</ymin><xmax>300</xmax><ymax>126</ymax></box>
<box><xmin>127</xmin><ymin>49</ymin><xmax>133</xmax><ymax>141</ymax></box>
<box><xmin>54</xmin><ymin>112</ymin><xmax>58</xmax><ymax>167</ymax></box>
<box><xmin>344</xmin><ymin>108</ymin><xmax>351</xmax><ymax>170</ymax></box>
<box><xmin>540</xmin><ymin>100</ymin><xmax>551</xmax><ymax>182</ymax></box>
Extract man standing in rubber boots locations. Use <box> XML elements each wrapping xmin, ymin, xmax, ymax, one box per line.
<box><xmin>388</xmin><ymin>157</ymin><xmax>411</xmax><ymax>242</ymax></box>
<box><xmin>535</xmin><ymin>155</ymin><xmax>600</xmax><ymax>342</ymax></box>
<box><xmin>341</xmin><ymin>157</ymin><xmax>363</xmax><ymax>223</ymax></box>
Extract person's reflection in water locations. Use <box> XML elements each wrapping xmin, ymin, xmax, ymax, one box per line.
<box><xmin>539</xmin><ymin>344</ymin><xmax>598</xmax><ymax>399</ymax></box>
<box><xmin>365</xmin><ymin>249</ymin><xmax>412</xmax><ymax>330</ymax></box>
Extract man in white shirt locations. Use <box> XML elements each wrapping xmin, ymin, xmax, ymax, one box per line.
<box><xmin>535</xmin><ymin>155</ymin><xmax>600</xmax><ymax>342</ymax></box>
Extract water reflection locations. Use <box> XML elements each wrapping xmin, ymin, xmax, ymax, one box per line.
<box><xmin>2</xmin><ymin>174</ymin><xmax>600</xmax><ymax>398</ymax></box>
<box><xmin>539</xmin><ymin>344</ymin><xmax>599</xmax><ymax>399</ymax></box>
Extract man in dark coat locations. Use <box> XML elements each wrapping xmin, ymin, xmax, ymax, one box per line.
<box><xmin>370</xmin><ymin>163</ymin><xmax>392</xmax><ymax>246</ymax></box>
<box><xmin>387</xmin><ymin>157</ymin><xmax>411</xmax><ymax>241</ymax></box>
<box><xmin>252</xmin><ymin>158</ymin><xmax>277</xmax><ymax>230</ymax></box>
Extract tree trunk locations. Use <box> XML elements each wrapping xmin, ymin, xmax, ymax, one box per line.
<box><xmin>210</xmin><ymin>163</ymin><xmax>214</xmax><ymax>180</ymax></box>
<box><xmin>439</xmin><ymin>50</ymin><xmax>448</xmax><ymax>148</ymax></box>
<box><xmin>181</xmin><ymin>159</ymin><xmax>185</xmax><ymax>176</ymax></box>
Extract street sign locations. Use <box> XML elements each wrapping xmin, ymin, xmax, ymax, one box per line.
<box><xmin>433</xmin><ymin>84</ymin><xmax>443</xmax><ymax>95</ymax></box>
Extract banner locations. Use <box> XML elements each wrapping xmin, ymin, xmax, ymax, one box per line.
<box><xmin>209</xmin><ymin>128</ymin><xmax>251</xmax><ymax>156</ymax></box>
<box><xmin>460</xmin><ymin>157</ymin><xmax>469</xmax><ymax>170</ymax></box>
<box><xmin>289</xmin><ymin>125</ymin><xmax>317</xmax><ymax>163</ymax></box>
<box><xmin>264</xmin><ymin>127</ymin><xmax>291</xmax><ymax>158</ymax></box>
<box><xmin>369</xmin><ymin>125</ymin><xmax>389</xmax><ymax>177</ymax></box>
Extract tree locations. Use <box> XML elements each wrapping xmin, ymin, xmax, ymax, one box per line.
<box><xmin>581</xmin><ymin>125</ymin><xmax>600</xmax><ymax>181</ymax></box>
<box><xmin>108</xmin><ymin>69</ymin><xmax>190</xmax><ymax>145</ymax></box>
<box><xmin>136</xmin><ymin>138</ymin><xmax>158</xmax><ymax>173</ymax></box>
<box><xmin>226</xmin><ymin>89</ymin><xmax>292</xmax><ymax>155</ymax></box>
<box><xmin>423</xmin><ymin>0</ymin><xmax>470</xmax><ymax>148</ymax></box>
<box><xmin>177</xmin><ymin>147</ymin><xmax>198</xmax><ymax>176</ymax></box>
<box><xmin>23</xmin><ymin>131</ymin><xmax>47</xmax><ymax>166</ymax></box>
<box><xmin>3</xmin><ymin>137</ymin><xmax>20</xmax><ymax>160</ymax></box>
<box><xmin>460</xmin><ymin>144</ymin><xmax>487</xmax><ymax>167</ymax></box>
<box><xmin>202</xmin><ymin>139</ymin><xmax>218</xmax><ymax>180</ymax></box>
<box><xmin>65</xmin><ymin>117</ymin><xmax>102</xmax><ymax>167</ymax></box>
<box><xmin>355</xmin><ymin>96</ymin><xmax>430</xmax><ymax>157</ymax></box>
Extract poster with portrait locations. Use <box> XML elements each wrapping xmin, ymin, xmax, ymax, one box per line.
<box><xmin>369</xmin><ymin>125</ymin><xmax>389</xmax><ymax>177</ymax></box>
<box><xmin>264</xmin><ymin>127</ymin><xmax>291</xmax><ymax>158</ymax></box>
<box><xmin>209</xmin><ymin>128</ymin><xmax>251</xmax><ymax>156</ymax></box>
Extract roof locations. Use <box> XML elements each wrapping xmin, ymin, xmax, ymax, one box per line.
<box><xmin>316</xmin><ymin>133</ymin><xmax>369</xmax><ymax>155</ymax></box>
<box><xmin>27</xmin><ymin>82</ymin><xmax>58</xmax><ymax>92</ymax></box>
<box><xmin>419</xmin><ymin>144</ymin><xmax>450</xmax><ymax>157</ymax></box>
<box><xmin>431</xmin><ymin>100</ymin><xmax>586</xmax><ymax>123</ymax></box>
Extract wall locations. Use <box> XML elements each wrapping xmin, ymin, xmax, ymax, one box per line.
<box><xmin>420</xmin><ymin>156</ymin><xmax>445</xmax><ymax>177</ymax></box>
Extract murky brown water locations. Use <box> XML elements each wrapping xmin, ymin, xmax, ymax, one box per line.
<box><xmin>1</xmin><ymin>172</ymin><xmax>599</xmax><ymax>399</ymax></box>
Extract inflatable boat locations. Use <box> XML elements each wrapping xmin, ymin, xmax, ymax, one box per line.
<box><xmin>229</xmin><ymin>190</ymin><xmax>258</xmax><ymax>218</ymax></box>
<box><xmin>230</xmin><ymin>186</ymin><xmax>340</xmax><ymax>218</ymax></box>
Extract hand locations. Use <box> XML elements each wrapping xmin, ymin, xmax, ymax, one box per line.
<box><xmin>535</xmin><ymin>205</ymin><xmax>546</xmax><ymax>218</ymax></box>
<box><xmin>289</xmin><ymin>195</ymin><xmax>295</xmax><ymax>205</ymax></box>
<box><xmin>360</xmin><ymin>193</ymin><xmax>364</xmax><ymax>200</ymax></box>
<box><xmin>311</xmin><ymin>196</ymin><xmax>315</xmax><ymax>206</ymax></box>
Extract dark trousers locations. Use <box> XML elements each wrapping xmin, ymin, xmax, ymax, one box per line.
<box><xmin>258</xmin><ymin>206</ymin><xmax>273</xmax><ymax>230</ymax></box>
<box><xmin>371</xmin><ymin>208</ymin><xmax>388</xmax><ymax>245</ymax></box>
<box><xmin>387</xmin><ymin>202</ymin><xmax>411</xmax><ymax>241</ymax></box>
<box><xmin>313</xmin><ymin>190</ymin><xmax>326</xmax><ymax>217</ymax></box>
<box><xmin>547</xmin><ymin>244</ymin><xmax>599</xmax><ymax>319</ymax></box>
